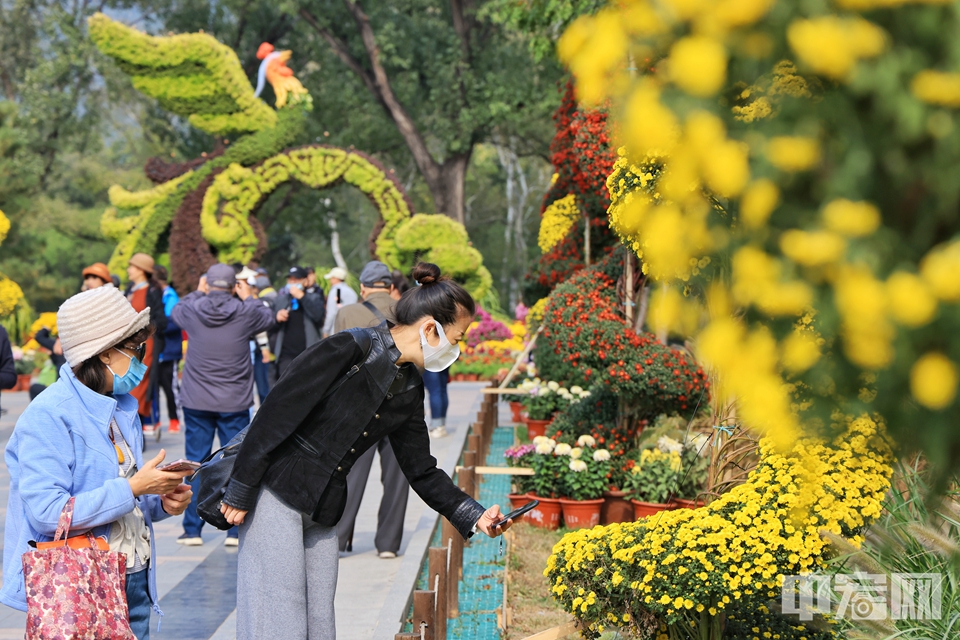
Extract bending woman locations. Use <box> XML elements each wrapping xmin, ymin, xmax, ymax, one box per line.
<box><xmin>1</xmin><ymin>286</ymin><xmax>194</xmax><ymax>638</ymax></box>
<box><xmin>220</xmin><ymin>263</ymin><xmax>513</xmax><ymax>640</ymax></box>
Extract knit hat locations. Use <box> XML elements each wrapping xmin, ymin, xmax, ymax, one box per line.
<box><xmin>324</xmin><ymin>267</ymin><xmax>348</xmax><ymax>281</ymax></box>
<box><xmin>82</xmin><ymin>262</ymin><xmax>112</xmax><ymax>284</ymax></box>
<box><xmin>128</xmin><ymin>253</ymin><xmax>155</xmax><ymax>275</ymax></box>
<box><xmin>57</xmin><ymin>286</ymin><xmax>151</xmax><ymax>368</ymax></box>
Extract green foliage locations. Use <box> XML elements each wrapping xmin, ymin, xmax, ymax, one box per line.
<box><xmin>530</xmin><ymin>450</ymin><xmax>566</xmax><ymax>499</ymax></box>
<box><xmin>482</xmin><ymin>0</ymin><xmax>607</xmax><ymax>61</ymax></box>
<box><xmin>622</xmin><ymin>448</ymin><xmax>682</xmax><ymax>504</ymax></box>
<box><xmin>88</xmin><ymin>13</ymin><xmax>277</xmax><ymax>136</ymax></box>
<box><xmin>391</xmin><ymin>213</ymin><xmax>492</xmax><ymax>300</ymax></box>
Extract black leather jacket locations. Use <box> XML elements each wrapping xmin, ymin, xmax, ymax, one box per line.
<box><xmin>223</xmin><ymin>325</ymin><xmax>485</xmax><ymax>539</ymax></box>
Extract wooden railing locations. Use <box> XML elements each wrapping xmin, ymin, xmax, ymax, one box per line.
<box><xmin>396</xmin><ymin>385</ymin><xmax>499</xmax><ymax>640</ymax></box>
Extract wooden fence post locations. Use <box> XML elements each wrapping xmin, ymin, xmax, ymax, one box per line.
<box><xmin>468</xmin><ymin>433</ymin><xmax>481</xmax><ymax>462</ymax></box>
<box><xmin>413</xmin><ymin>590</ymin><xmax>435</xmax><ymax>640</ymax></box>
<box><xmin>429</xmin><ymin>547</ymin><xmax>448</xmax><ymax>639</ymax></box>
<box><xmin>441</xmin><ymin>519</ymin><xmax>461</xmax><ymax>617</ymax></box>
<box><xmin>395</xmin><ymin>634</ymin><xmax>419</xmax><ymax>640</ymax></box>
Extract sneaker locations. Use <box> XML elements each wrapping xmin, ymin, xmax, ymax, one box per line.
<box><xmin>168</xmin><ymin>419</ymin><xmax>180</xmax><ymax>434</ymax></box>
<box><xmin>225</xmin><ymin>537</ymin><xmax>239</xmax><ymax>547</ymax></box>
<box><xmin>428</xmin><ymin>426</ymin><xmax>448</xmax><ymax>439</ymax></box>
<box><xmin>177</xmin><ymin>534</ymin><xmax>203</xmax><ymax>546</ymax></box>
<box><xmin>378</xmin><ymin>551</ymin><xmax>397</xmax><ymax>559</ymax></box>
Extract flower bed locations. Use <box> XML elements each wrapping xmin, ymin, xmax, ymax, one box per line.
<box><xmin>544</xmin><ymin>416</ymin><xmax>893</xmax><ymax>638</ymax></box>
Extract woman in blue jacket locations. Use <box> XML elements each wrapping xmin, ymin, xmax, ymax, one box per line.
<box><xmin>1</xmin><ymin>286</ymin><xmax>194</xmax><ymax>639</ymax></box>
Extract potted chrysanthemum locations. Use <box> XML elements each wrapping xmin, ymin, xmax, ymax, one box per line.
<box><xmin>623</xmin><ymin>447</ymin><xmax>683</xmax><ymax>519</ymax></box>
<box><xmin>503</xmin><ymin>443</ymin><xmax>536</xmax><ymax>511</ymax></box>
<box><xmin>557</xmin><ymin>435</ymin><xmax>611</xmax><ymax>529</ymax></box>
<box><xmin>526</xmin><ymin>436</ymin><xmax>567</xmax><ymax>529</ymax></box>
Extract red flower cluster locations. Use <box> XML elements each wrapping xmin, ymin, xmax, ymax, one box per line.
<box><xmin>524</xmin><ymin>82</ymin><xmax>619</xmax><ymax>302</ymax></box>
<box><xmin>536</xmin><ymin>250</ymin><xmax>710</xmax><ymax>419</ymax></box>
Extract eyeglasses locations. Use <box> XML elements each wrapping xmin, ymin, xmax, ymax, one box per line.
<box><xmin>122</xmin><ymin>342</ymin><xmax>147</xmax><ymax>362</ymax></box>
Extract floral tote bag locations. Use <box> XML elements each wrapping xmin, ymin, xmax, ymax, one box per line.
<box><xmin>22</xmin><ymin>497</ymin><xmax>135</xmax><ymax>639</ymax></box>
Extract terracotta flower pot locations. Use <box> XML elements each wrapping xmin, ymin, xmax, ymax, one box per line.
<box><xmin>601</xmin><ymin>490</ymin><xmax>634</xmax><ymax>525</ymax></box>
<box><xmin>630</xmin><ymin>499</ymin><xmax>676</xmax><ymax>520</ymax></box>
<box><xmin>527</xmin><ymin>495</ymin><xmax>562</xmax><ymax>530</ymax></box>
<box><xmin>452</xmin><ymin>373</ymin><xmax>465</xmax><ymax>382</ymax></box>
<box><xmin>525</xmin><ymin>418</ymin><xmax>552</xmax><ymax>439</ymax></box>
<box><xmin>559</xmin><ymin>498</ymin><xmax>604</xmax><ymax>529</ymax></box>
<box><xmin>464</xmin><ymin>373</ymin><xmax>479</xmax><ymax>382</ymax></box>
<box><xmin>673</xmin><ymin>498</ymin><xmax>705</xmax><ymax>510</ymax></box>
<box><xmin>17</xmin><ymin>374</ymin><xmax>31</xmax><ymax>391</ymax></box>
<box><xmin>507</xmin><ymin>493</ymin><xmax>530</xmax><ymax>512</ymax></box>
<box><xmin>509</xmin><ymin>401</ymin><xmax>524</xmax><ymax>423</ymax></box>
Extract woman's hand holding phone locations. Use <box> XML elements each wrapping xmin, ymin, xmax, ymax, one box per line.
<box><xmin>476</xmin><ymin>503</ymin><xmax>521</xmax><ymax>537</ymax></box>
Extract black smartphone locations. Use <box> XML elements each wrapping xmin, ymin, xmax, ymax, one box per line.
<box><xmin>493</xmin><ymin>500</ymin><xmax>539</xmax><ymax>530</ymax></box>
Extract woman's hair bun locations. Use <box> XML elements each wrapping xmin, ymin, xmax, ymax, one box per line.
<box><xmin>412</xmin><ymin>262</ymin><xmax>441</xmax><ymax>286</ymax></box>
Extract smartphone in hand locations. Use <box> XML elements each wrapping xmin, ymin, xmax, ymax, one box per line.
<box><xmin>493</xmin><ymin>500</ymin><xmax>539</xmax><ymax>530</ymax></box>
<box><xmin>157</xmin><ymin>459</ymin><xmax>201</xmax><ymax>473</ymax></box>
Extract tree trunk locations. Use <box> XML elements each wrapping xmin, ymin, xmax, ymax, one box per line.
<box><xmin>429</xmin><ymin>152</ymin><xmax>471</xmax><ymax>223</ymax></box>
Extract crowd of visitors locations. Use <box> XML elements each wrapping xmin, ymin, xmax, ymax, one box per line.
<box><xmin>0</xmin><ymin>253</ymin><xmax>508</xmax><ymax>640</ymax></box>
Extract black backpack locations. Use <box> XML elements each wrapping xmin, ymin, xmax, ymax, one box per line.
<box><xmin>194</xmin><ymin>329</ymin><xmax>373</xmax><ymax>530</ymax></box>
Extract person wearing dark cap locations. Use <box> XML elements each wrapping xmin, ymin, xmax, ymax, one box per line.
<box><xmin>271</xmin><ymin>266</ymin><xmax>325</xmax><ymax>380</ymax></box>
<box><xmin>333</xmin><ymin>260</ymin><xmax>409</xmax><ymax>558</ymax></box>
<box><xmin>171</xmin><ymin>263</ymin><xmax>275</xmax><ymax>546</ymax></box>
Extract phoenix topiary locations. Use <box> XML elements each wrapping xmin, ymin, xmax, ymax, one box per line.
<box><xmin>89</xmin><ymin>15</ymin><xmax>492</xmax><ymax>295</ymax></box>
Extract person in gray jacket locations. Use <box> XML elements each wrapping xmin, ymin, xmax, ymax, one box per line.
<box><xmin>272</xmin><ymin>266</ymin><xmax>325</xmax><ymax>379</ymax></box>
<box><xmin>171</xmin><ymin>263</ymin><xmax>275</xmax><ymax>546</ymax></box>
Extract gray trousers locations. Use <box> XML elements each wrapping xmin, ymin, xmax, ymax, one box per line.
<box><xmin>238</xmin><ymin>487</ymin><xmax>339</xmax><ymax>640</ymax></box>
<box><xmin>336</xmin><ymin>438</ymin><xmax>409</xmax><ymax>554</ymax></box>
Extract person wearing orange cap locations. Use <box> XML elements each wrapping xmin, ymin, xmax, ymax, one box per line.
<box><xmin>124</xmin><ymin>253</ymin><xmax>167</xmax><ymax>440</ymax></box>
<box><xmin>81</xmin><ymin>262</ymin><xmax>113</xmax><ymax>291</ymax></box>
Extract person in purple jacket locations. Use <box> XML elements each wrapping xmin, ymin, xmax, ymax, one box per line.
<box><xmin>171</xmin><ymin>263</ymin><xmax>274</xmax><ymax>547</ymax></box>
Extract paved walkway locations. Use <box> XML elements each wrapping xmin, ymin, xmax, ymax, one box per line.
<box><xmin>0</xmin><ymin>381</ymin><xmax>485</xmax><ymax>639</ymax></box>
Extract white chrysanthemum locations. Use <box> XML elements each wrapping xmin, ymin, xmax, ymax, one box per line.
<box><xmin>593</xmin><ymin>449</ymin><xmax>611</xmax><ymax>462</ymax></box>
<box><xmin>570</xmin><ymin>385</ymin><xmax>584</xmax><ymax>395</ymax></box>
<box><xmin>533</xmin><ymin>436</ymin><xmax>549</xmax><ymax>445</ymax></box>
<box><xmin>570</xmin><ymin>447</ymin><xmax>583</xmax><ymax>459</ymax></box>
<box><xmin>537</xmin><ymin>387</ymin><xmax>552</xmax><ymax>397</ymax></box>
<box><xmin>581</xmin><ymin>390</ymin><xmax>591</xmax><ymax>398</ymax></box>
<box><xmin>577</xmin><ymin>435</ymin><xmax>597</xmax><ymax>448</ymax></box>
<box><xmin>547</xmin><ymin>381</ymin><xmax>560</xmax><ymax>391</ymax></box>
<box><xmin>685</xmin><ymin>432</ymin><xmax>709</xmax><ymax>451</ymax></box>
<box><xmin>554</xmin><ymin>443</ymin><xmax>573</xmax><ymax>456</ymax></box>
<box><xmin>535</xmin><ymin>442</ymin><xmax>555</xmax><ymax>455</ymax></box>
<box><xmin>569</xmin><ymin>459</ymin><xmax>588</xmax><ymax>472</ymax></box>
<box><xmin>657</xmin><ymin>435</ymin><xmax>684</xmax><ymax>454</ymax></box>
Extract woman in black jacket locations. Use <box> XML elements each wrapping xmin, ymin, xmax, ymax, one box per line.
<box><xmin>220</xmin><ymin>263</ymin><xmax>512</xmax><ymax>640</ymax></box>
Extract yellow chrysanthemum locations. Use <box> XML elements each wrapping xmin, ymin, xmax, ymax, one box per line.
<box><xmin>910</xmin><ymin>353</ymin><xmax>958</xmax><ymax>410</ymax></box>
<box><xmin>766</xmin><ymin>137</ymin><xmax>821</xmax><ymax>172</ymax></box>
<box><xmin>911</xmin><ymin>70</ymin><xmax>960</xmax><ymax>107</ymax></box>
<box><xmin>787</xmin><ymin>16</ymin><xmax>885</xmax><ymax>81</ymax></box>
<box><xmin>886</xmin><ymin>272</ymin><xmax>937</xmax><ymax>327</ymax></box>
<box><xmin>822</xmin><ymin>199</ymin><xmax>881</xmax><ymax>237</ymax></box>
<box><xmin>668</xmin><ymin>36</ymin><xmax>728</xmax><ymax>97</ymax></box>
<box><xmin>538</xmin><ymin>194</ymin><xmax>580</xmax><ymax>253</ymax></box>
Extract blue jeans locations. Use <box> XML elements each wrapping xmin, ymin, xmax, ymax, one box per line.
<box><xmin>126</xmin><ymin>568</ymin><xmax>151</xmax><ymax>639</ymax></box>
<box><xmin>182</xmin><ymin>408</ymin><xmax>249</xmax><ymax>538</ymax></box>
<box><xmin>422</xmin><ymin>369</ymin><xmax>449</xmax><ymax>422</ymax></box>
<box><xmin>253</xmin><ymin>357</ymin><xmax>270</xmax><ymax>404</ymax></box>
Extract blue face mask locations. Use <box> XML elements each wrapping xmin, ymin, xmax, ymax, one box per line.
<box><xmin>107</xmin><ymin>348</ymin><xmax>148</xmax><ymax>395</ymax></box>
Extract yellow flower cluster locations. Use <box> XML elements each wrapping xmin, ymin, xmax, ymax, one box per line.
<box><xmin>786</xmin><ymin>16</ymin><xmax>886</xmax><ymax>81</ymax></box>
<box><xmin>545</xmin><ymin>416</ymin><xmax>893</xmax><ymax>634</ymax></box>
<box><xmin>20</xmin><ymin>312</ymin><xmax>58</xmax><ymax>351</ymax></box>
<box><xmin>0</xmin><ymin>275</ymin><xmax>24</xmax><ymax>318</ymax></box>
<box><xmin>0</xmin><ymin>209</ymin><xmax>10</xmax><ymax>245</ymax></box>
<box><xmin>0</xmin><ymin>209</ymin><xmax>24</xmax><ymax>318</ymax></box>
<box><xmin>911</xmin><ymin>70</ymin><xmax>960</xmax><ymax>107</ymax></box>
<box><xmin>475</xmin><ymin>337</ymin><xmax>526</xmax><ymax>355</ymax></box>
<box><xmin>525</xmin><ymin>297</ymin><xmax>549</xmax><ymax>334</ymax></box>
<box><xmin>538</xmin><ymin>194</ymin><xmax>580</xmax><ymax>253</ymax></box>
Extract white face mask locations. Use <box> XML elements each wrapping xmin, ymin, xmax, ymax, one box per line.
<box><xmin>419</xmin><ymin>320</ymin><xmax>461</xmax><ymax>373</ymax></box>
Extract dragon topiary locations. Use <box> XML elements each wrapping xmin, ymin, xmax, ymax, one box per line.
<box><xmin>89</xmin><ymin>14</ymin><xmax>491</xmax><ymax>298</ymax></box>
